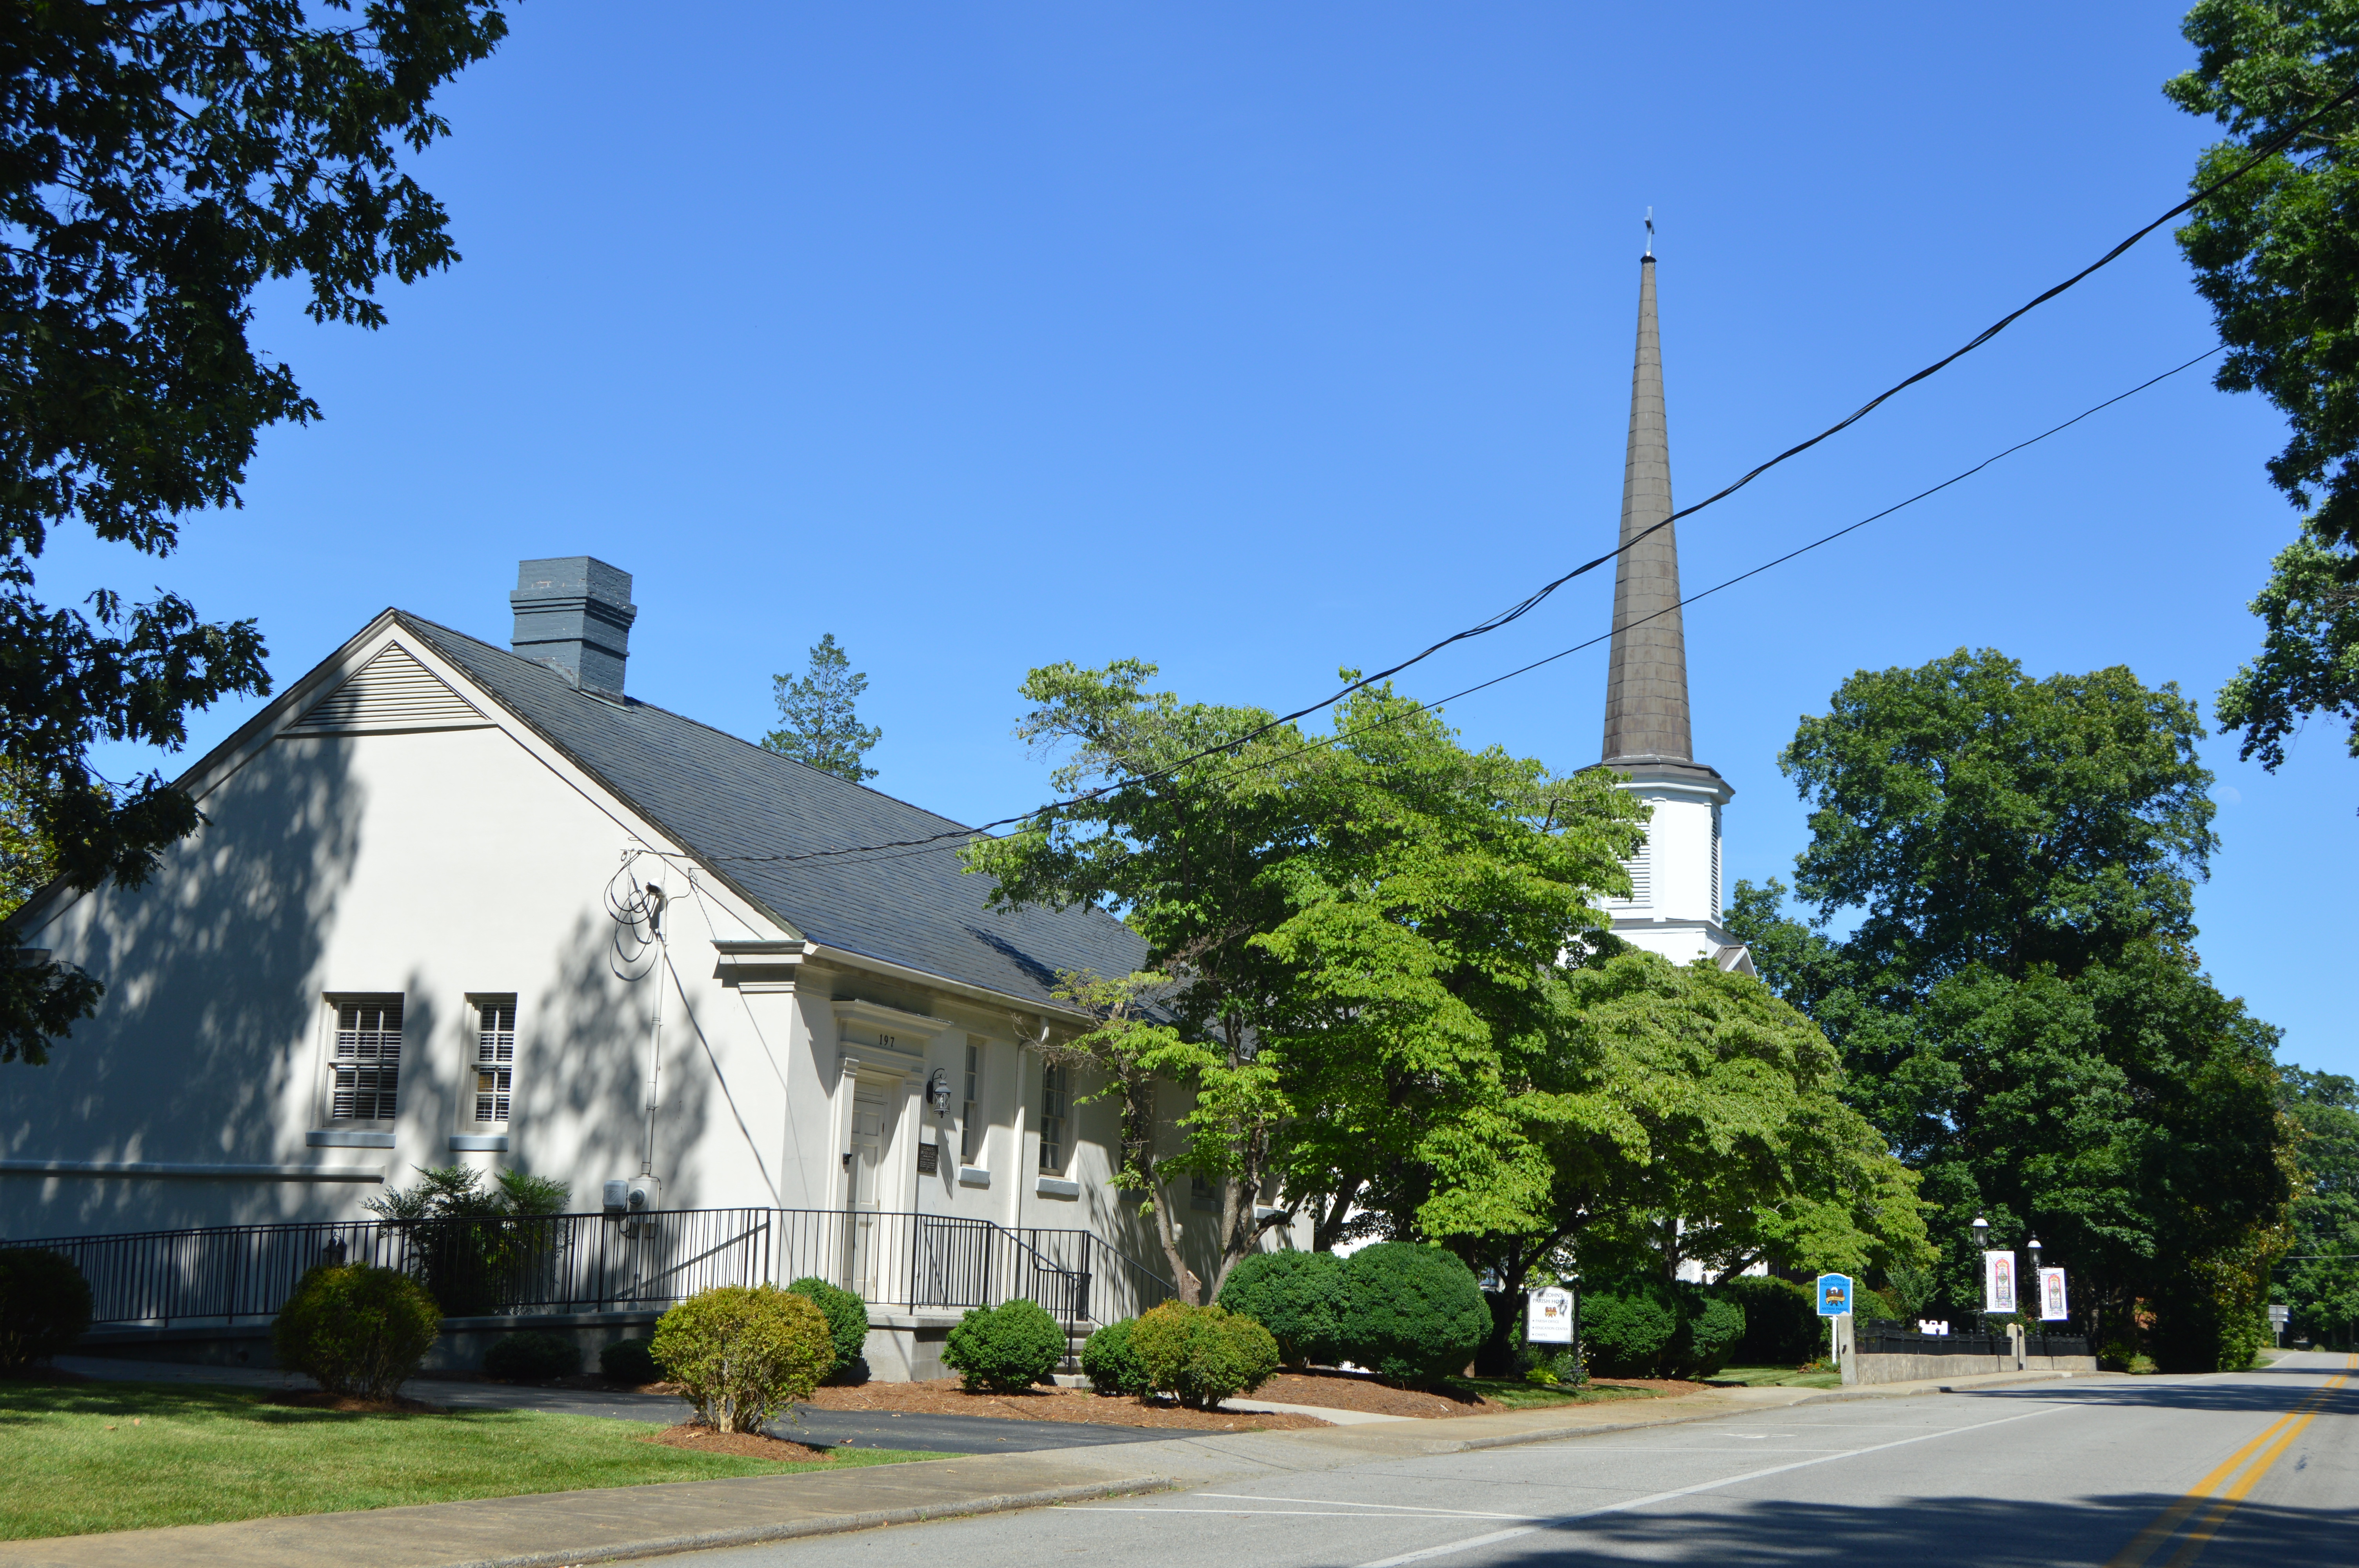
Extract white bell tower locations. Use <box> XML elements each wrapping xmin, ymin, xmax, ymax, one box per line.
<box><xmin>1597</xmin><ymin>245</ymin><xmax>1751</xmax><ymax>976</ymax></box>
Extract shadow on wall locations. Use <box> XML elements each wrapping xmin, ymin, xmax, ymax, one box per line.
<box><xmin>0</xmin><ymin>737</ymin><xmax>362</xmax><ymax>1233</ymax></box>
<box><xmin>527</xmin><ymin>909</ymin><xmax>726</xmax><ymax>1214</ymax></box>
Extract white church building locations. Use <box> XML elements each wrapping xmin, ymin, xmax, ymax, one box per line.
<box><xmin>0</xmin><ymin>559</ymin><xmax>1289</xmax><ymax>1374</ymax></box>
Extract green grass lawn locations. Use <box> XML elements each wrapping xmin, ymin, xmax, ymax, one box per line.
<box><xmin>1446</xmin><ymin>1376</ymin><xmax>1681</xmax><ymax>1410</ymax></box>
<box><xmin>0</xmin><ymin>1379</ymin><xmax>952</xmax><ymax>1541</ymax></box>
<box><xmin>1708</xmin><ymin>1365</ymin><xmax>1845</xmax><ymax>1389</ymax></box>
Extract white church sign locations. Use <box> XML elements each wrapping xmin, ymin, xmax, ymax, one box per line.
<box><xmin>1527</xmin><ymin>1287</ymin><xmax>1575</xmax><ymax>1345</ymax></box>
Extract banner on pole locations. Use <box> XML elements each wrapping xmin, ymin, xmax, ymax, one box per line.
<box><xmin>1527</xmin><ymin>1287</ymin><xmax>1575</xmax><ymax>1345</ymax></box>
<box><xmin>2037</xmin><ymin>1267</ymin><xmax>2068</xmax><ymax>1321</ymax></box>
<box><xmin>1982</xmin><ymin>1250</ymin><xmax>2017</xmax><ymax>1314</ymax></box>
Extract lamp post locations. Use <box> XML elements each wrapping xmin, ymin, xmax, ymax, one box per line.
<box><xmin>2025</xmin><ymin>1238</ymin><xmax>2043</xmax><ymax>1350</ymax></box>
<box><xmin>1971</xmin><ymin>1216</ymin><xmax>1991</xmax><ymax>1343</ymax></box>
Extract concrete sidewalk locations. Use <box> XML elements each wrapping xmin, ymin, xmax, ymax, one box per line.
<box><xmin>1</xmin><ymin>1368</ymin><xmax>2112</xmax><ymax>1568</ymax></box>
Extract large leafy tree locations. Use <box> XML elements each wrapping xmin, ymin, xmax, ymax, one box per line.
<box><xmin>2165</xmin><ymin>3</ymin><xmax>2359</xmax><ymax>768</ymax></box>
<box><xmin>1457</xmin><ymin>951</ymin><xmax>1928</xmax><ymax>1368</ymax></box>
<box><xmin>763</xmin><ymin>632</ymin><xmax>882</xmax><ymax>782</ymax></box>
<box><xmin>2275</xmin><ymin>1066</ymin><xmax>2359</xmax><ymax>1348</ymax></box>
<box><xmin>0</xmin><ymin>2</ymin><xmax>514</xmax><ymax>1063</ymax></box>
<box><xmin>1729</xmin><ymin>649</ymin><xmax>2294</xmax><ymax>1369</ymax></box>
<box><xmin>964</xmin><ymin>661</ymin><xmax>1645</xmax><ymax>1302</ymax></box>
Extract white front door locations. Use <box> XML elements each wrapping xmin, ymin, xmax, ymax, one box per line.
<box><xmin>844</xmin><ymin>1083</ymin><xmax>887</xmax><ymax>1299</ymax></box>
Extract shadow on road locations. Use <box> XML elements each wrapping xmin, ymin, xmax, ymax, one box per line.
<box><xmin>1486</xmin><ymin>1493</ymin><xmax>2341</xmax><ymax>1565</ymax></box>
<box><xmin>1955</xmin><ymin>1378</ymin><xmax>2358</xmax><ymax>1417</ymax></box>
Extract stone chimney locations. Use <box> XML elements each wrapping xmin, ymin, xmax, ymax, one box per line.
<box><xmin>509</xmin><ymin>557</ymin><xmax>637</xmax><ymax>699</ymax></box>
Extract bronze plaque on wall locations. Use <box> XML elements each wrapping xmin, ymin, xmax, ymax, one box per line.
<box><xmin>916</xmin><ymin>1142</ymin><xmax>940</xmax><ymax>1175</ymax></box>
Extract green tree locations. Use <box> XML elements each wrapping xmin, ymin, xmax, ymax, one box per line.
<box><xmin>0</xmin><ymin>2</ymin><xmax>514</xmax><ymax>1064</ymax></box>
<box><xmin>1469</xmin><ymin>950</ymin><xmax>1928</xmax><ymax>1370</ymax></box>
<box><xmin>2214</xmin><ymin>535</ymin><xmax>2359</xmax><ymax>767</ymax></box>
<box><xmin>2276</xmin><ymin>1067</ymin><xmax>2359</xmax><ymax>1348</ymax></box>
<box><xmin>763</xmin><ymin>633</ymin><xmax>882</xmax><ymax>782</ymax></box>
<box><xmin>964</xmin><ymin>661</ymin><xmax>1643</xmax><ymax>1302</ymax></box>
<box><xmin>1728</xmin><ymin>649</ymin><xmax>2295</xmax><ymax>1370</ymax></box>
<box><xmin>2164</xmin><ymin>4</ymin><xmax>2359</xmax><ymax>766</ymax></box>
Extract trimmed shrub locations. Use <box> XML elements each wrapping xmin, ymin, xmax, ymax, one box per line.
<box><xmin>601</xmin><ymin>1336</ymin><xmax>659</xmax><ymax>1384</ymax></box>
<box><xmin>272</xmin><ymin>1263</ymin><xmax>441</xmax><ymax>1399</ymax></box>
<box><xmin>0</xmin><ymin>1248</ymin><xmax>93</xmax><ymax>1372</ymax></box>
<box><xmin>1672</xmin><ymin>1294</ymin><xmax>1746</xmax><ymax>1379</ymax></box>
<box><xmin>1338</xmin><ymin>1242</ymin><xmax>1489</xmax><ymax>1387</ymax></box>
<box><xmin>787</xmin><ymin>1276</ymin><xmax>871</xmax><ymax>1381</ymax></box>
<box><xmin>942</xmin><ymin>1298</ymin><xmax>1066</xmax><ymax>1393</ymax></box>
<box><xmin>1217</xmin><ymin>1250</ymin><xmax>1345</xmax><ymax>1367</ymax></box>
<box><xmin>483</xmin><ymin>1330</ymin><xmax>579</xmax><ymax>1383</ymax></box>
<box><xmin>652</xmin><ymin>1285</ymin><xmax>834</xmax><ymax>1434</ymax></box>
<box><xmin>1081</xmin><ymin>1316</ymin><xmax>1151</xmax><ymax>1395</ymax></box>
<box><xmin>1720</xmin><ymin>1276</ymin><xmax>1817</xmax><ymax>1366</ymax></box>
<box><xmin>1129</xmin><ymin>1301</ymin><xmax>1281</xmax><ymax>1409</ymax></box>
<box><xmin>1578</xmin><ymin>1281</ymin><xmax>1680</xmax><ymax>1377</ymax></box>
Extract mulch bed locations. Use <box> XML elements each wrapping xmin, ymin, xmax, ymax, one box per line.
<box><xmin>801</xmin><ymin>1377</ymin><xmax>1331</xmax><ymax>1432</ymax></box>
<box><xmin>645</xmin><ymin>1423</ymin><xmax>829</xmax><ymax>1461</ymax></box>
<box><xmin>1249</xmin><ymin>1370</ymin><xmax>1493</xmax><ymax>1418</ymax></box>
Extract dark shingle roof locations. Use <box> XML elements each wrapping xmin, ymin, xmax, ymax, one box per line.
<box><xmin>400</xmin><ymin>614</ymin><xmax>1144</xmax><ymax>1013</ymax></box>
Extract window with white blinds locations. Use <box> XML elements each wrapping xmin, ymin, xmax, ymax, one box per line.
<box><xmin>1038</xmin><ymin>1062</ymin><xmax>1069</xmax><ymax>1174</ymax></box>
<box><xmin>330</xmin><ymin>998</ymin><xmax>403</xmax><ymax>1120</ymax></box>
<box><xmin>472</xmin><ymin>996</ymin><xmax>518</xmax><ymax>1123</ymax></box>
<box><xmin>961</xmin><ymin>1037</ymin><xmax>984</xmax><ymax>1164</ymax></box>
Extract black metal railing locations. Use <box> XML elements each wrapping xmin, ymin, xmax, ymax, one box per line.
<box><xmin>1857</xmin><ymin>1328</ymin><xmax>2008</xmax><ymax>1357</ymax></box>
<box><xmin>3</xmin><ymin>1207</ymin><xmax>1176</xmax><ymax>1329</ymax></box>
<box><xmin>2025</xmin><ymin>1334</ymin><xmax>2090</xmax><ymax>1358</ymax></box>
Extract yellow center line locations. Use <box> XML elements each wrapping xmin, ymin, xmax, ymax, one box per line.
<box><xmin>2105</xmin><ymin>1355</ymin><xmax>2353</xmax><ymax>1568</ymax></box>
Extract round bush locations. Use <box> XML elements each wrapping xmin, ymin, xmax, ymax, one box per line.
<box><xmin>1081</xmin><ymin>1316</ymin><xmax>1150</xmax><ymax>1395</ymax></box>
<box><xmin>1129</xmin><ymin>1301</ymin><xmax>1281</xmax><ymax>1409</ymax></box>
<box><xmin>483</xmin><ymin>1329</ymin><xmax>579</xmax><ymax>1383</ymax></box>
<box><xmin>0</xmin><ymin>1248</ymin><xmax>93</xmax><ymax>1372</ymax></box>
<box><xmin>272</xmin><ymin>1263</ymin><xmax>441</xmax><ymax>1399</ymax></box>
<box><xmin>601</xmin><ymin>1335</ymin><xmax>659</xmax><ymax>1384</ymax></box>
<box><xmin>1672</xmin><ymin>1294</ymin><xmax>1746</xmax><ymax>1379</ymax></box>
<box><xmin>1577</xmin><ymin>1281</ymin><xmax>1679</xmax><ymax>1377</ymax></box>
<box><xmin>1217</xmin><ymin>1250</ymin><xmax>1345</xmax><ymax>1367</ymax></box>
<box><xmin>787</xmin><ymin>1276</ymin><xmax>871</xmax><ymax>1380</ymax></box>
<box><xmin>1338</xmin><ymin>1242</ymin><xmax>1489</xmax><ymax>1387</ymax></box>
<box><xmin>652</xmin><ymin>1285</ymin><xmax>834</xmax><ymax>1434</ymax></box>
<box><xmin>942</xmin><ymin>1297</ymin><xmax>1067</xmax><ymax>1393</ymax></box>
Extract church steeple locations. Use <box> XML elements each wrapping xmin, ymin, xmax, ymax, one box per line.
<box><xmin>1601</xmin><ymin>251</ymin><xmax>1691</xmax><ymax>765</ymax></box>
<box><xmin>1590</xmin><ymin>234</ymin><xmax>1752</xmax><ymax>978</ymax></box>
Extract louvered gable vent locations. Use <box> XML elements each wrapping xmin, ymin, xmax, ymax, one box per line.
<box><xmin>285</xmin><ymin>644</ymin><xmax>487</xmax><ymax>735</ymax></box>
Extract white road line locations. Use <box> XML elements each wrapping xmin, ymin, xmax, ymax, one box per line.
<box><xmin>1352</xmin><ymin>1405</ymin><xmax>2064</xmax><ymax>1568</ymax></box>
<box><xmin>1196</xmin><ymin>1494</ymin><xmax>1536</xmax><ymax>1517</ymax></box>
<box><xmin>1076</xmin><ymin>1510</ymin><xmax>1542</xmax><ymax>1520</ymax></box>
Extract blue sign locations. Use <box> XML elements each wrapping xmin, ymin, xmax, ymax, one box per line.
<box><xmin>1816</xmin><ymin>1273</ymin><xmax>1854</xmax><ymax>1318</ymax></box>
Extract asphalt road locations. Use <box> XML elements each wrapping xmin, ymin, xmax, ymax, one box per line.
<box><xmin>622</xmin><ymin>1351</ymin><xmax>2358</xmax><ymax>1568</ymax></box>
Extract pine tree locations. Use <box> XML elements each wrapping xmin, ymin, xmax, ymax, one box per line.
<box><xmin>763</xmin><ymin>635</ymin><xmax>883</xmax><ymax>782</ymax></box>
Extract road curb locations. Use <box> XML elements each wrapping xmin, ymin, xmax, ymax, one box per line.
<box><xmin>436</xmin><ymin>1474</ymin><xmax>1180</xmax><ymax>1568</ymax></box>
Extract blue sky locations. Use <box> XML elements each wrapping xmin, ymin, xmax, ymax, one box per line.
<box><xmin>53</xmin><ymin>2</ymin><xmax>2357</xmax><ymax>1076</ymax></box>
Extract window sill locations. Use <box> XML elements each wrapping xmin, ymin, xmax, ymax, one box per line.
<box><xmin>1035</xmin><ymin>1175</ymin><xmax>1080</xmax><ymax>1199</ymax></box>
<box><xmin>448</xmin><ymin>1133</ymin><xmax>509</xmax><ymax>1152</ymax></box>
<box><xmin>306</xmin><ymin>1129</ymin><xmax>394</xmax><ymax>1150</ymax></box>
<box><xmin>958</xmin><ymin>1165</ymin><xmax>991</xmax><ymax>1188</ymax></box>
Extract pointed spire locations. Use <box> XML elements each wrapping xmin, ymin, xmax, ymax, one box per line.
<box><xmin>1601</xmin><ymin>248</ymin><xmax>1692</xmax><ymax>765</ymax></box>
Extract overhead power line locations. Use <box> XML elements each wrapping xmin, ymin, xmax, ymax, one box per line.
<box><xmin>689</xmin><ymin>344</ymin><xmax>2222</xmax><ymax>872</ymax></box>
<box><xmin>683</xmin><ymin>83</ymin><xmax>2359</xmax><ymax>872</ymax></box>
